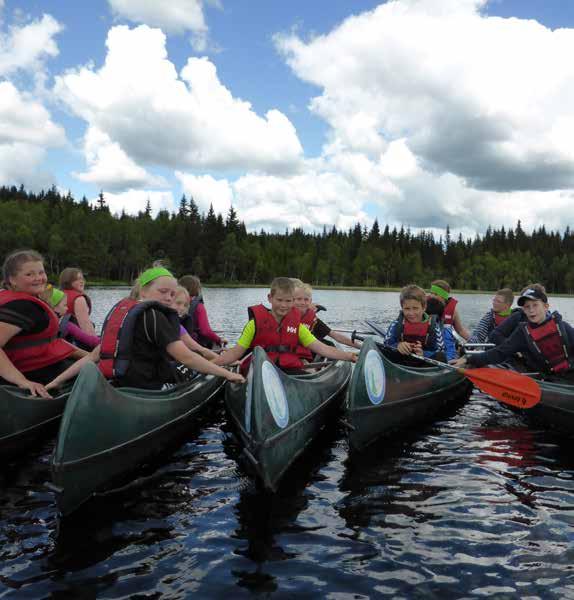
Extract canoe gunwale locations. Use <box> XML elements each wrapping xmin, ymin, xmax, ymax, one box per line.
<box><xmin>347</xmin><ymin>376</ymin><xmax>468</xmax><ymax>415</ymax></box>
<box><xmin>52</xmin><ymin>377</ymin><xmax>224</xmax><ymax>471</ymax></box>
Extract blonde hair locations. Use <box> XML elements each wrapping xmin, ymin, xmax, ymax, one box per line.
<box><xmin>270</xmin><ymin>277</ymin><xmax>294</xmax><ymax>296</ymax></box>
<box><xmin>292</xmin><ymin>278</ymin><xmax>312</xmax><ymax>297</ymax></box>
<box><xmin>400</xmin><ymin>284</ymin><xmax>427</xmax><ymax>307</ymax></box>
<box><xmin>2</xmin><ymin>249</ymin><xmax>44</xmax><ymax>289</ymax></box>
<box><xmin>175</xmin><ymin>285</ymin><xmax>190</xmax><ymax>302</ymax></box>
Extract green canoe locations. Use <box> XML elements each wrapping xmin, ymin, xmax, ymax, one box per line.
<box><xmin>346</xmin><ymin>336</ymin><xmax>472</xmax><ymax>451</ymax></box>
<box><xmin>522</xmin><ymin>378</ymin><xmax>574</xmax><ymax>435</ymax></box>
<box><xmin>50</xmin><ymin>362</ymin><xmax>224</xmax><ymax>516</ymax></box>
<box><xmin>0</xmin><ymin>384</ymin><xmax>71</xmax><ymax>460</ymax></box>
<box><xmin>225</xmin><ymin>347</ymin><xmax>352</xmax><ymax>491</ymax></box>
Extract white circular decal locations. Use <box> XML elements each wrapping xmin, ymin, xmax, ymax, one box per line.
<box><xmin>261</xmin><ymin>362</ymin><xmax>289</xmax><ymax>428</ymax></box>
<box><xmin>364</xmin><ymin>349</ymin><xmax>386</xmax><ymax>405</ymax></box>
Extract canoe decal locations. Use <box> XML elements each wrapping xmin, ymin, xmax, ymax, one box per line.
<box><xmin>245</xmin><ymin>368</ymin><xmax>253</xmax><ymax>433</ymax></box>
<box><xmin>364</xmin><ymin>349</ymin><xmax>386</xmax><ymax>405</ymax></box>
<box><xmin>261</xmin><ymin>362</ymin><xmax>289</xmax><ymax>428</ymax></box>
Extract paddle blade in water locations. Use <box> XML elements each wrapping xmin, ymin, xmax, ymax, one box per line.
<box><xmin>463</xmin><ymin>367</ymin><xmax>541</xmax><ymax>408</ymax></box>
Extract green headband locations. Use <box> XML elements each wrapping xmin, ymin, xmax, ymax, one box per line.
<box><xmin>138</xmin><ymin>267</ymin><xmax>174</xmax><ymax>287</ymax></box>
<box><xmin>49</xmin><ymin>287</ymin><xmax>65</xmax><ymax>308</ymax></box>
<box><xmin>430</xmin><ymin>284</ymin><xmax>449</xmax><ymax>301</ymax></box>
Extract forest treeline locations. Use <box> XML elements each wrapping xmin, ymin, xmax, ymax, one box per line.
<box><xmin>1</xmin><ymin>185</ymin><xmax>574</xmax><ymax>293</ymax></box>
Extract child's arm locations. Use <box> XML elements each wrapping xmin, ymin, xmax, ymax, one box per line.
<box><xmin>212</xmin><ymin>344</ymin><xmax>247</xmax><ymax>366</ymax></box>
<box><xmin>65</xmin><ymin>321</ymin><xmax>100</xmax><ymax>349</ymax></box>
<box><xmin>46</xmin><ymin>346</ymin><xmax>100</xmax><ymax>390</ymax></box>
<box><xmin>453</xmin><ymin>308</ymin><xmax>470</xmax><ymax>340</ymax></box>
<box><xmin>306</xmin><ymin>339</ymin><xmax>357</xmax><ymax>362</ymax></box>
<box><xmin>166</xmin><ymin>340</ymin><xmax>244</xmax><ymax>382</ymax></box>
<box><xmin>73</xmin><ymin>296</ymin><xmax>96</xmax><ymax>336</ymax></box>
<box><xmin>180</xmin><ymin>331</ymin><xmax>219</xmax><ymax>360</ymax></box>
<box><xmin>328</xmin><ymin>330</ymin><xmax>361</xmax><ymax>348</ymax></box>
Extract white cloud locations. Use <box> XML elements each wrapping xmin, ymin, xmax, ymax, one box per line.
<box><xmin>175</xmin><ymin>171</ymin><xmax>233</xmax><ymax>215</ymax></box>
<box><xmin>275</xmin><ymin>0</ymin><xmax>574</xmax><ymax>233</ymax></box>
<box><xmin>75</xmin><ymin>126</ymin><xmax>167</xmax><ymax>191</ymax></box>
<box><xmin>55</xmin><ymin>25</ymin><xmax>303</xmax><ymax>189</ymax></box>
<box><xmin>0</xmin><ymin>13</ymin><xmax>62</xmax><ymax>76</ymax></box>
<box><xmin>95</xmin><ymin>189</ymin><xmax>176</xmax><ymax>216</ymax></box>
<box><xmin>0</xmin><ymin>81</ymin><xmax>65</xmax><ymax>189</ymax></box>
<box><xmin>108</xmin><ymin>0</ymin><xmax>210</xmax><ymax>51</ymax></box>
<box><xmin>177</xmin><ymin>168</ymin><xmax>370</xmax><ymax>232</ymax></box>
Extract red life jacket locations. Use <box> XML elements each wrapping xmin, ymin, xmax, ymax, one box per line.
<box><xmin>98</xmin><ymin>298</ymin><xmax>180</xmax><ymax>379</ymax></box>
<box><xmin>241</xmin><ymin>304</ymin><xmax>304</xmax><ymax>372</ymax></box>
<box><xmin>442</xmin><ymin>297</ymin><xmax>458</xmax><ymax>326</ymax></box>
<box><xmin>493</xmin><ymin>310</ymin><xmax>510</xmax><ymax>327</ymax></box>
<box><xmin>525</xmin><ymin>317</ymin><xmax>570</xmax><ymax>373</ymax></box>
<box><xmin>395</xmin><ymin>311</ymin><xmax>434</xmax><ymax>347</ymax></box>
<box><xmin>64</xmin><ymin>289</ymin><xmax>92</xmax><ymax>317</ymax></box>
<box><xmin>0</xmin><ymin>290</ymin><xmax>75</xmax><ymax>373</ymax></box>
<box><xmin>295</xmin><ymin>309</ymin><xmax>317</xmax><ymax>361</ymax></box>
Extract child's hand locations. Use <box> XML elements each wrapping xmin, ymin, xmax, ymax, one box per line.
<box><xmin>397</xmin><ymin>341</ymin><xmax>412</xmax><ymax>355</ymax></box>
<box><xmin>412</xmin><ymin>342</ymin><xmax>423</xmax><ymax>356</ymax></box>
<box><xmin>226</xmin><ymin>371</ymin><xmax>245</xmax><ymax>384</ymax></box>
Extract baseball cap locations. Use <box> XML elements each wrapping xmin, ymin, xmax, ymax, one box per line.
<box><xmin>517</xmin><ymin>288</ymin><xmax>548</xmax><ymax>306</ymax></box>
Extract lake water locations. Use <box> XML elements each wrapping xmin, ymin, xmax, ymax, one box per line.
<box><xmin>1</xmin><ymin>288</ymin><xmax>574</xmax><ymax>598</ymax></box>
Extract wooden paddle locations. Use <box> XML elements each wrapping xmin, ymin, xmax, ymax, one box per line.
<box><xmin>363</xmin><ymin>319</ymin><xmax>541</xmax><ymax>409</ymax></box>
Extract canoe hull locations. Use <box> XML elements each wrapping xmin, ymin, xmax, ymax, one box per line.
<box><xmin>0</xmin><ymin>385</ymin><xmax>69</xmax><ymax>460</ymax></box>
<box><xmin>51</xmin><ymin>363</ymin><xmax>224</xmax><ymax>516</ymax></box>
<box><xmin>346</xmin><ymin>337</ymin><xmax>471</xmax><ymax>451</ymax></box>
<box><xmin>225</xmin><ymin>347</ymin><xmax>352</xmax><ymax>490</ymax></box>
<box><xmin>525</xmin><ymin>379</ymin><xmax>574</xmax><ymax>434</ymax></box>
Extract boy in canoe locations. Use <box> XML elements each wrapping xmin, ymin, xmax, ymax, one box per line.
<box><xmin>214</xmin><ymin>277</ymin><xmax>357</xmax><ymax>373</ymax></box>
<box><xmin>452</xmin><ymin>287</ymin><xmax>574</xmax><ymax>380</ymax></box>
<box><xmin>428</xmin><ymin>280</ymin><xmax>470</xmax><ymax>340</ymax></box>
<box><xmin>467</xmin><ymin>288</ymin><xmax>516</xmax><ymax>344</ymax></box>
<box><xmin>385</xmin><ymin>284</ymin><xmax>447</xmax><ymax>363</ymax></box>
<box><xmin>487</xmin><ymin>283</ymin><xmax>546</xmax><ymax>345</ymax></box>
<box><xmin>291</xmin><ymin>280</ymin><xmax>361</xmax><ymax>353</ymax></box>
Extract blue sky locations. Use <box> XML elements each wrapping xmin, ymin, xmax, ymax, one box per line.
<box><xmin>1</xmin><ymin>0</ymin><xmax>574</xmax><ymax>236</ymax></box>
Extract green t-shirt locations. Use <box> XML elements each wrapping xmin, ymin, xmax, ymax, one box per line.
<box><xmin>237</xmin><ymin>319</ymin><xmax>316</xmax><ymax>349</ymax></box>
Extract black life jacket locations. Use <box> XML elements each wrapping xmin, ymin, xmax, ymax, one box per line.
<box><xmin>99</xmin><ymin>298</ymin><xmax>180</xmax><ymax>380</ymax></box>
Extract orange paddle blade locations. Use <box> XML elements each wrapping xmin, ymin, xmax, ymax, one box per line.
<box><xmin>462</xmin><ymin>367</ymin><xmax>541</xmax><ymax>408</ymax></box>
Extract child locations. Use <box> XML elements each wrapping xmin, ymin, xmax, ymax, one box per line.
<box><xmin>488</xmin><ymin>283</ymin><xmax>546</xmax><ymax>345</ymax></box>
<box><xmin>425</xmin><ymin>296</ymin><xmax>457</xmax><ymax>361</ymax></box>
<box><xmin>428</xmin><ymin>280</ymin><xmax>470</xmax><ymax>340</ymax></box>
<box><xmin>97</xmin><ymin>266</ymin><xmax>244</xmax><ymax>389</ymax></box>
<box><xmin>453</xmin><ymin>287</ymin><xmax>574</xmax><ymax>379</ymax></box>
<box><xmin>213</xmin><ymin>277</ymin><xmax>357</xmax><ymax>372</ymax></box>
<box><xmin>467</xmin><ymin>288</ymin><xmax>515</xmax><ymax>344</ymax></box>
<box><xmin>59</xmin><ymin>267</ymin><xmax>96</xmax><ymax>336</ymax></box>
<box><xmin>292</xmin><ymin>281</ymin><xmax>360</xmax><ymax>358</ymax></box>
<box><xmin>44</xmin><ymin>286</ymin><xmax>100</xmax><ymax>350</ymax></box>
<box><xmin>173</xmin><ymin>286</ymin><xmax>220</xmax><ymax>361</ymax></box>
<box><xmin>178</xmin><ymin>275</ymin><xmax>227</xmax><ymax>349</ymax></box>
<box><xmin>0</xmin><ymin>250</ymin><xmax>88</xmax><ymax>398</ymax></box>
<box><xmin>385</xmin><ymin>284</ymin><xmax>446</xmax><ymax>361</ymax></box>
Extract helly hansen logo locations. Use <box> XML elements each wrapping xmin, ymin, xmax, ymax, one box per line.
<box><xmin>286</xmin><ymin>326</ymin><xmax>297</xmax><ymax>334</ymax></box>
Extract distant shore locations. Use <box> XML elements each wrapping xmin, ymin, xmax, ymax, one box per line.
<box><xmin>86</xmin><ymin>281</ymin><xmax>572</xmax><ymax>297</ymax></box>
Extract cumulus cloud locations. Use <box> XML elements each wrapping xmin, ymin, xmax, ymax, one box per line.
<box><xmin>55</xmin><ymin>25</ymin><xmax>303</xmax><ymax>189</ymax></box>
<box><xmin>108</xmin><ymin>0</ymin><xmax>213</xmax><ymax>51</ymax></box>
<box><xmin>96</xmin><ymin>189</ymin><xmax>176</xmax><ymax>216</ymax></box>
<box><xmin>0</xmin><ymin>81</ymin><xmax>65</xmax><ymax>189</ymax></box>
<box><xmin>276</xmin><ymin>0</ymin><xmax>574</xmax><ymax>204</ymax></box>
<box><xmin>0</xmin><ymin>13</ymin><xmax>62</xmax><ymax>76</ymax></box>
<box><xmin>75</xmin><ymin>126</ymin><xmax>167</xmax><ymax>191</ymax></box>
<box><xmin>176</xmin><ymin>168</ymin><xmax>370</xmax><ymax>232</ymax></box>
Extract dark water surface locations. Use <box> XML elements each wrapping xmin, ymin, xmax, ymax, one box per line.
<box><xmin>2</xmin><ymin>289</ymin><xmax>574</xmax><ymax>598</ymax></box>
